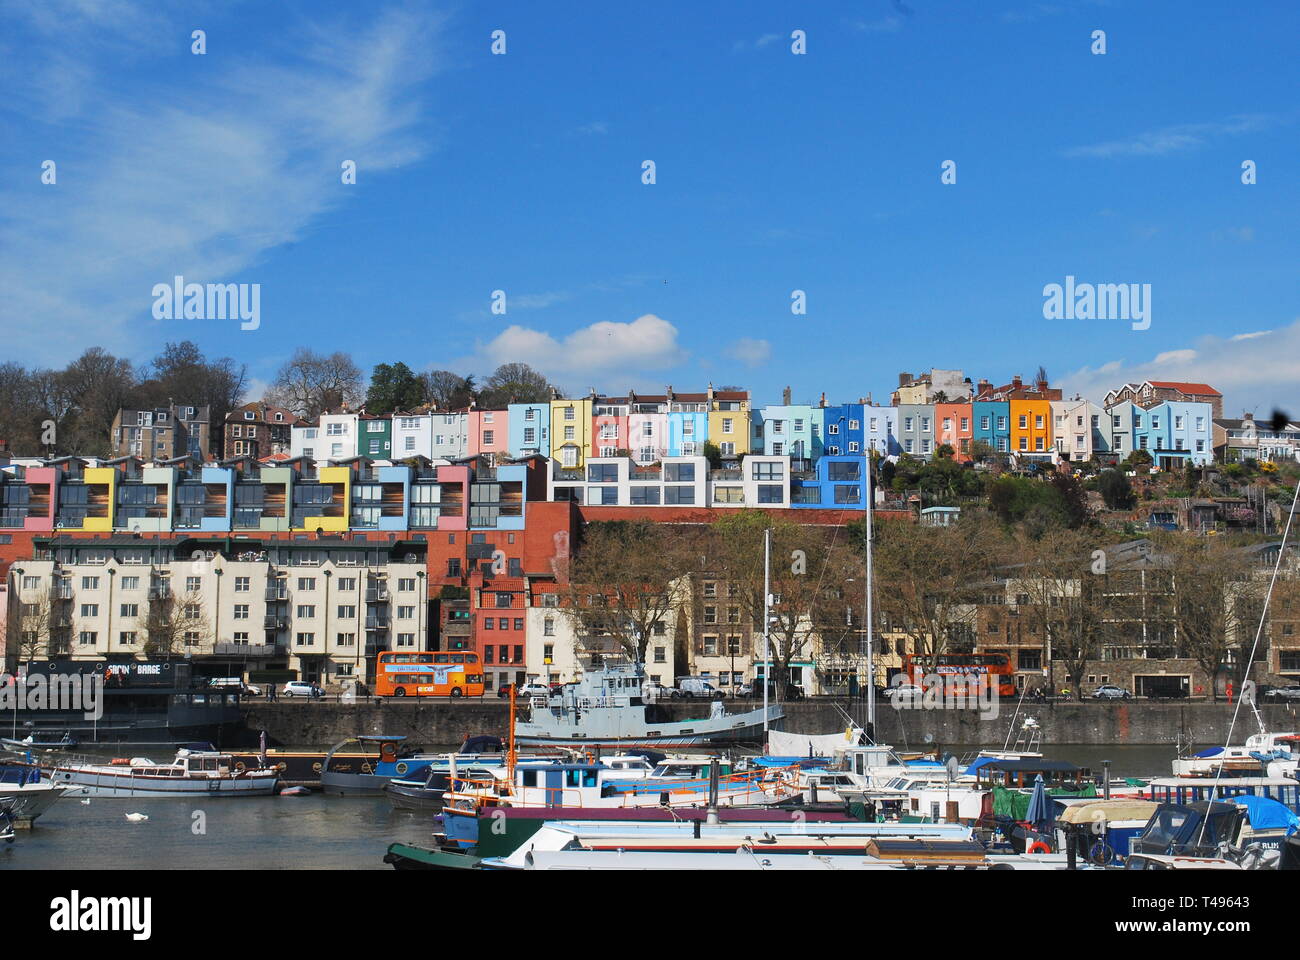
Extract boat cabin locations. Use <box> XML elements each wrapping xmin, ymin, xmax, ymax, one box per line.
<box><xmin>1131</xmin><ymin>801</ymin><xmax>1245</xmax><ymax>857</ymax></box>
<box><xmin>1145</xmin><ymin>776</ymin><xmax>1300</xmax><ymax>814</ymax></box>
<box><xmin>974</xmin><ymin>759</ymin><xmax>1090</xmax><ymax>790</ymax></box>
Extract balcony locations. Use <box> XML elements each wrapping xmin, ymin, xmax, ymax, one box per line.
<box><xmin>211</xmin><ymin>642</ymin><xmax>279</xmax><ymax>657</ymax></box>
<box><xmin>553</xmin><ymin>468</ymin><xmax>584</xmax><ymax>482</ymax></box>
<box><xmin>265</xmin><ymin>585</ymin><xmax>288</xmax><ymax>601</ymax></box>
<box><xmin>263</xmin><ymin>617</ymin><xmax>287</xmax><ymax>631</ymax></box>
<box><xmin>364</xmin><ymin>642</ymin><xmax>385</xmax><ymax>657</ymax></box>
<box><xmin>710</xmin><ymin>468</ymin><xmax>742</xmax><ymax>481</ymax></box>
<box><xmin>49</xmin><ymin>586</ymin><xmax>73</xmax><ymax>600</ymax></box>
<box><xmin>365</xmin><ymin>615</ymin><xmax>390</xmax><ymax>630</ymax></box>
<box><xmin>148</xmin><ymin>585</ymin><xmax>171</xmax><ymax>600</ymax></box>
<box><xmin>365</xmin><ymin>587</ymin><xmax>389</xmax><ymax>603</ymax></box>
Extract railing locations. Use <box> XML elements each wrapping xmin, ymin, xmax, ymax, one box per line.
<box><xmin>263</xmin><ymin>617</ymin><xmax>286</xmax><ymax>630</ymax></box>
<box><xmin>710</xmin><ymin>469</ymin><xmax>742</xmax><ymax>480</ymax></box>
<box><xmin>212</xmin><ymin>642</ymin><xmax>278</xmax><ymax>657</ymax></box>
<box><xmin>365</xmin><ymin>588</ymin><xmax>389</xmax><ymax>602</ymax></box>
<box><xmin>576</xmin><ymin>696</ymin><xmax>630</xmax><ymax>708</ymax></box>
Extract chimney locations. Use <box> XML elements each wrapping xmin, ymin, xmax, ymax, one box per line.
<box><xmin>782</xmin><ymin>386</ymin><xmax>792</xmax><ymax>406</ymax></box>
<box><xmin>898</xmin><ymin>372</ymin><xmax>912</xmax><ymax>388</ymax></box>
<box><xmin>707</xmin><ymin>382</ymin><xmax>715</xmax><ymax>403</ymax></box>
<box><xmin>819</xmin><ymin>392</ymin><xmax>826</xmax><ymax>408</ymax></box>
<box><xmin>665</xmin><ymin>385</ymin><xmax>675</xmax><ymax>402</ymax></box>
<box><xmin>628</xmin><ymin>390</ymin><xmax>637</xmax><ymax>405</ymax></box>
<box><xmin>1012</xmin><ymin>375</ymin><xmax>1023</xmax><ymax>390</ymax></box>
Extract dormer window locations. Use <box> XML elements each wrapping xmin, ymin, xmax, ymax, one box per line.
<box><xmin>245</xmin><ymin>411</ymin><xmax>254</xmax><ymax>420</ymax></box>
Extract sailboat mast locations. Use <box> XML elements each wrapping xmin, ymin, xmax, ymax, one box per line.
<box><xmin>762</xmin><ymin>527</ymin><xmax>771</xmax><ymax>742</ymax></box>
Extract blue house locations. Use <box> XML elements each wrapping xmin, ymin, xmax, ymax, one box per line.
<box><xmin>790</xmin><ymin>455</ymin><xmax>867</xmax><ymax>510</ymax></box>
<box><xmin>972</xmin><ymin>401</ymin><xmax>1011</xmax><ymax>456</ymax></box>
<box><xmin>507</xmin><ymin>404</ymin><xmax>550</xmax><ymax>459</ymax></box>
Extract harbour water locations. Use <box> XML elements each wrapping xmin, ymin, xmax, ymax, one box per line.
<box><xmin>2</xmin><ymin>744</ymin><xmax>1179</xmax><ymax>869</ymax></box>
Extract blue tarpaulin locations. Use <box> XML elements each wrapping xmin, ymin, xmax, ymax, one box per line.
<box><xmin>964</xmin><ymin>756</ymin><xmax>1004</xmax><ymax>776</ymax></box>
<box><xmin>1192</xmin><ymin>746</ymin><xmax>1224</xmax><ymax>758</ymax></box>
<box><xmin>1229</xmin><ymin>795</ymin><xmax>1300</xmax><ymax>834</ymax></box>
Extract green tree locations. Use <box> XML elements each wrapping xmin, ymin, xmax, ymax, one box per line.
<box><xmin>1098</xmin><ymin>469</ymin><xmax>1135</xmax><ymax>510</ymax></box>
<box><xmin>365</xmin><ymin>362</ymin><xmax>426</xmax><ymax>415</ymax></box>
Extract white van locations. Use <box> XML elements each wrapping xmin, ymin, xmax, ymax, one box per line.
<box><xmin>672</xmin><ymin>677</ymin><xmax>723</xmax><ymax>700</ymax></box>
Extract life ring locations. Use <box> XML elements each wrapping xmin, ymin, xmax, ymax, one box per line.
<box><xmin>235</xmin><ymin>761</ymin><xmax>246</xmax><ymax>773</ymax></box>
<box><xmin>1027</xmin><ymin>840</ymin><xmax>1051</xmax><ymax>855</ymax></box>
<box><xmin>276</xmin><ymin>762</ymin><xmax>287</xmax><ymax>773</ymax></box>
<box><xmin>395</xmin><ymin>762</ymin><xmax>409</xmax><ymax>775</ymax></box>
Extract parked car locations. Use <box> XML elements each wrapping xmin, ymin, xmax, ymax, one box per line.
<box><xmin>884</xmin><ymin>683</ymin><xmax>924</xmax><ymax>704</ymax></box>
<box><xmin>672</xmin><ymin>677</ymin><xmax>724</xmax><ymax>700</ymax></box>
<box><xmin>1264</xmin><ymin>685</ymin><xmax>1300</xmax><ymax>701</ymax></box>
<box><xmin>500</xmin><ymin>682</ymin><xmax>550</xmax><ymax>699</ymax></box>
<box><xmin>497</xmin><ymin>683</ymin><xmax>516</xmax><ymax>699</ymax></box>
<box><xmin>738</xmin><ymin>680</ymin><xmax>804</xmax><ymax>701</ymax></box>
<box><xmin>641</xmin><ymin>680</ymin><xmax>669</xmax><ymax>701</ymax></box>
<box><xmin>1093</xmin><ymin>684</ymin><xmax>1132</xmax><ymax>700</ymax></box>
<box><xmin>281</xmin><ymin>681</ymin><xmax>316</xmax><ymax>698</ymax></box>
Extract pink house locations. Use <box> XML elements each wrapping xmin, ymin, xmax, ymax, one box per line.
<box><xmin>467</xmin><ymin>410</ymin><xmax>510</xmax><ymax>458</ymax></box>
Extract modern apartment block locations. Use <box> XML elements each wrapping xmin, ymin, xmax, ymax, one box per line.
<box><xmin>6</xmin><ymin>534</ymin><xmax>429</xmax><ymax>684</ymax></box>
<box><xmin>111</xmin><ymin>404</ymin><xmax>210</xmax><ymax>461</ymax></box>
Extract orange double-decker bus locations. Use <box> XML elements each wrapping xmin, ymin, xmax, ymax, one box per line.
<box><xmin>375</xmin><ymin>652</ymin><xmax>485</xmax><ymax>698</ymax></box>
<box><xmin>903</xmin><ymin>653</ymin><xmax>1016</xmax><ymax>698</ymax></box>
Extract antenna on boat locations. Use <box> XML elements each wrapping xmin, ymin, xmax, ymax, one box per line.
<box><xmin>507</xmin><ymin>683</ymin><xmax>517</xmax><ymax>782</ymax></box>
<box><xmin>1196</xmin><ymin>464</ymin><xmax>1300</xmax><ymax>850</ymax></box>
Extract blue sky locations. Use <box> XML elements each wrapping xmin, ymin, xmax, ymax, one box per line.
<box><xmin>2</xmin><ymin>0</ymin><xmax>1297</xmax><ymax>417</ymax></box>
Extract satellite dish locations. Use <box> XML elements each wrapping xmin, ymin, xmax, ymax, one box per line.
<box><xmin>946</xmin><ymin>756</ymin><xmax>960</xmax><ymax>779</ymax></box>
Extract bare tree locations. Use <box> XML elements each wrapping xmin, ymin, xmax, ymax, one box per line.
<box><xmin>141</xmin><ymin>590</ymin><xmax>211</xmax><ymax>658</ymax></box>
<box><xmin>560</xmin><ymin>521</ymin><xmax>693</xmax><ymax>664</ymax></box>
<box><xmin>708</xmin><ymin>511</ymin><xmax>858</xmax><ymax>699</ymax></box>
<box><xmin>874</xmin><ymin>512</ymin><xmax>1003</xmax><ymax>674</ymax></box>
<box><xmin>1017</xmin><ymin>528</ymin><xmax>1108</xmax><ymax>701</ymax></box>
<box><xmin>267</xmin><ymin>349</ymin><xmax>364</xmax><ymax>419</ymax></box>
<box><xmin>421</xmin><ymin>370</ymin><xmax>476</xmax><ymax>410</ymax></box>
<box><xmin>477</xmin><ymin>363</ymin><xmax>557</xmax><ymax>408</ymax></box>
<box><xmin>8</xmin><ymin>594</ymin><xmax>53</xmax><ymax>661</ymax></box>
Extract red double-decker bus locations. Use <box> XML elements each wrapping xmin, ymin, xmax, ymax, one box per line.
<box><xmin>903</xmin><ymin>653</ymin><xmax>1016</xmax><ymax>698</ymax></box>
<box><xmin>374</xmin><ymin>652</ymin><xmax>485</xmax><ymax>698</ymax></box>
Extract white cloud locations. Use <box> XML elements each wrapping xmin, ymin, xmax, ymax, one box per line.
<box><xmin>850</xmin><ymin>16</ymin><xmax>903</xmax><ymax>33</ymax></box>
<box><xmin>576</xmin><ymin>121</ymin><xmax>608</xmax><ymax>135</ymax></box>
<box><xmin>724</xmin><ymin>337</ymin><xmax>772</xmax><ymax>368</ymax></box>
<box><xmin>0</xmin><ymin>2</ymin><xmax>444</xmax><ymax>363</ymax></box>
<box><xmin>470</xmin><ymin>314</ymin><xmax>689</xmax><ymax>381</ymax></box>
<box><xmin>509</xmin><ymin>291</ymin><xmax>572</xmax><ymax>310</ymax></box>
<box><xmin>1061</xmin><ymin>320</ymin><xmax>1300</xmax><ymax>416</ymax></box>
<box><xmin>1064</xmin><ymin>115</ymin><xmax>1274</xmax><ymax>159</ymax></box>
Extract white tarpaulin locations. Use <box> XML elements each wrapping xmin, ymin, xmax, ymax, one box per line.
<box><xmin>767</xmin><ymin>726</ymin><xmax>866</xmax><ymax>757</ymax></box>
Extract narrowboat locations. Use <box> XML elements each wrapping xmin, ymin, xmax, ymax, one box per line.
<box><xmin>43</xmin><ymin>748</ymin><xmax>279</xmax><ymax>797</ymax></box>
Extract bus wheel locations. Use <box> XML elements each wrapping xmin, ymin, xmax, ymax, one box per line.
<box><xmin>394</xmin><ymin>687</ymin><xmax>406</xmax><ymax>697</ymax></box>
<box><xmin>451</xmin><ymin>687</ymin><xmax>463</xmax><ymax>699</ymax></box>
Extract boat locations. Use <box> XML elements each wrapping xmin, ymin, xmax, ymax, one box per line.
<box><xmin>42</xmin><ymin>748</ymin><xmax>279</xmax><ymax>797</ymax></box>
<box><xmin>318</xmin><ymin>735</ymin><xmax>442</xmax><ymax>796</ymax></box>
<box><xmin>514</xmin><ymin>661</ymin><xmax>781</xmax><ymax>748</ymax></box>
<box><xmin>8</xmin><ymin>659</ymin><xmax>243</xmax><ymax>745</ymax></box>
<box><xmin>2</xmin><ymin>732</ymin><xmax>78</xmax><ymax>751</ymax></box>
<box><xmin>386</xmin><ymin>805</ymin><xmax>869</xmax><ymax>869</ymax></box>
<box><xmin>228</xmin><ymin>734</ymin><xmax>509</xmax><ymax>789</ymax></box>
<box><xmin>471</xmin><ymin>821</ymin><xmax>1069</xmax><ymax>871</ymax></box>
<box><xmin>1058</xmin><ymin>799</ymin><xmax>1161</xmax><ymax>865</ymax></box>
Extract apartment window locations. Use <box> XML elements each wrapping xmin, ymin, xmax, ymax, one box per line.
<box><xmin>120</xmin><ymin>603</ymin><xmax>138</xmax><ymax>617</ymax></box>
<box><xmin>398</xmin><ymin>606</ymin><xmax>415</xmax><ymax>619</ymax></box>
<box><xmin>234</xmin><ymin>576</ymin><xmax>250</xmax><ymax>592</ymax></box>
<box><xmin>905</xmin><ymin>439</ymin><xmax>914</xmax><ymax>454</ymax></box>
<box><xmin>297</xmin><ymin>605</ymin><xmax>316</xmax><ymax>618</ymax></box>
<box><xmin>398</xmin><ymin>578</ymin><xmax>416</xmax><ymax>592</ymax></box>
<box><xmin>544</xmin><ymin>618</ymin><xmax>555</xmax><ymax>636</ymax></box>
<box><xmin>119</xmin><ymin>631</ymin><xmax>137</xmax><ymax>646</ymax></box>
<box><xmin>22</xmin><ymin>575</ymin><xmax>41</xmax><ymax>590</ymax></box>
<box><xmin>722</xmin><ymin>418</ymin><xmax>733</xmax><ymax>434</ymax></box>
<box><xmin>296</xmin><ymin>633</ymin><xmax>315</xmax><ymax>647</ymax></box>
<box><xmin>78</xmin><ymin>631</ymin><xmax>97</xmax><ymax>645</ymax></box>
<box><xmin>904</xmin><ymin>417</ymin><xmax>913</xmax><ymax>431</ymax></box>
<box><xmin>564</xmin><ymin>426</ymin><xmax>575</xmax><ymax>441</ymax></box>
<box><xmin>80</xmin><ymin>604</ymin><xmax>98</xmax><ymax>618</ymax></box>
<box><xmin>1018</xmin><ymin>415</ymin><xmax>1027</xmax><ymax>429</ymax></box>
<box><xmin>496</xmin><ymin>592</ymin><xmax>512</xmax><ymax>608</ymax></box>
<box><xmin>654</xmin><ymin>647</ymin><xmax>666</xmax><ymax>663</ymax></box>
<box><xmin>704</xmin><ymin>606</ymin><xmax>717</xmax><ymax>624</ymax></box>
<box><xmin>81</xmin><ymin>576</ymin><xmax>99</xmax><ymax>590</ymax></box>
<box><xmin>751</xmin><ymin>461</ymin><xmax>783</xmax><ymax>481</ymax></box>
<box><xmin>525</xmin><ymin>408</ymin><xmax>536</xmax><ymax>421</ymax></box>
<box><xmin>757</xmin><ymin>485</ymin><xmax>783</xmax><ymax>504</ymax></box>
<box><xmin>921</xmin><ymin>418</ymin><xmax>930</xmax><ymax>431</ymax></box>
<box><xmin>1019</xmin><ymin>437</ymin><xmax>1028</xmax><ymax>451</ymax></box>
<box><xmin>338</xmin><ymin>577</ymin><xmax>357</xmax><ymax>591</ymax></box>
<box><xmin>483</xmin><ymin>430</ymin><xmax>495</xmax><ymax>445</ymax></box>
<box><xmin>447</xmin><ymin>558</ymin><xmax>462</xmax><ymax>577</ymax></box>
<box><xmin>704</xmin><ymin>636</ymin><xmax>718</xmax><ymax>656</ymax></box>
<box><xmin>298</xmin><ymin>577</ymin><xmax>316</xmax><ymax>591</ymax></box>
<box><xmin>337</xmin><ymin>632</ymin><xmax>356</xmax><ymax>647</ymax></box>
<box><xmin>523</xmin><ymin>428</ymin><xmax>536</xmax><ymax>445</ymax></box>
<box><xmin>960</xmin><ymin>418</ymin><xmax>969</xmax><ymax>431</ymax></box>
<box><xmin>338</xmin><ymin>605</ymin><xmax>357</xmax><ymax>619</ymax></box>
<box><xmin>396</xmin><ymin>633</ymin><xmax>415</xmax><ymax>648</ymax></box>
<box><xmin>327</xmin><ymin>423</ymin><xmax>345</xmax><ymax>436</ymax></box>
<box><xmin>483</xmin><ymin>618</ymin><xmax>494</xmax><ymax>630</ymax></box>
<box><xmin>234</xmin><ymin>604</ymin><xmax>249</xmax><ymax>620</ymax></box>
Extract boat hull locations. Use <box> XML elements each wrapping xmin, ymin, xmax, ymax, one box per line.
<box><xmin>515</xmin><ymin>705</ymin><xmax>781</xmax><ymax>749</ymax></box>
<box><xmin>0</xmin><ymin>783</ymin><xmax>68</xmax><ymax>825</ymax></box>
<box><xmin>46</xmin><ymin>767</ymin><xmax>278</xmax><ymax>798</ymax></box>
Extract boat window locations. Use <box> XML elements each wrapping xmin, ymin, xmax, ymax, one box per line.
<box><xmin>521</xmin><ymin>770</ymin><xmax>537</xmax><ymax>787</ymax></box>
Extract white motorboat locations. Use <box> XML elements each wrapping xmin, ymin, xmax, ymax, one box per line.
<box><xmin>0</xmin><ymin>780</ymin><xmax>69</xmax><ymax>825</ymax></box>
<box><xmin>44</xmin><ymin>748</ymin><xmax>279</xmax><ymax>797</ymax></box>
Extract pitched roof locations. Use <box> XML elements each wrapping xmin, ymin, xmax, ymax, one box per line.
<box><xmin>1147</xmin><ymin>381</ymin><xmax>1222</xmax><ymax>397</ymax></box>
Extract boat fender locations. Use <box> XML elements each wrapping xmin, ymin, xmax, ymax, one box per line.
<box><xmin>1027</xmin><ymin>841</ymin><xmax>1051</xmax><ymax>855</ymax></box>
<box><xmin>277</xmin><ymin>762</ymin><xmax>288</xmax><ymax>773</ymax></box>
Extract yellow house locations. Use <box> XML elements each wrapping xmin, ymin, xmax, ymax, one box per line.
<box><xmin>81</xmin><ymin>467</ymin><xmax>116</xmax><ymax>532</ymax></box>
<box><xmin>550</xmin><ymin>398</ymin><xmax>593</xmax><ymax>469</ymax></box>
<box><xmin>294</xmin><ymin>465</ymin><xmax>350</xmax><ymax>532</ymax></box>
<box><xmin>706</xmin><ymin>389</ymin><xmax>751</xmax><ymax>457</ymax></box>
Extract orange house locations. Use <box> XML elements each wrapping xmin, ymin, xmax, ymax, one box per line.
<box><xmin>935</xmin><ymin>403</ymin><xmax>975</xmax><ymax>461</ymax></box>
<box><xmin>1010</xmin><ymin>398</ymin><xmax>1053</xmax><ymax>459</ymax></box>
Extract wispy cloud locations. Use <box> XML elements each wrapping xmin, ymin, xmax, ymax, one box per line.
<box><xmin>724</xmin><ymin>337</ymin><xmax>772</xmax><ymax>368</ymax></box>
<box><xmin>849</xmin><ymin>16</ymin><xmax>904</xmax><ymax>33</ymax></box>
<box><xmin>576</xmin><ymin>121</ymin><xmax>608</xmax><ymax>135</ymax></box>
<box><xmin>0</xmin><ymin>2</ymin><xmax>444</xmax><ymax>363</ymax></box>
<box><xmin>1063</xmin><ymin>115</ymin><xmax>1274</xmax><ymax>158</ymax></box>
<box><xmin>1061</xmin><ymin>321</ymin><xmax>1300</xmax><ymax>415</ymax></box>
<box><xmin>733</xmin><ymin>33</ymin><xmax>782</xmax><ymax>53</ymax></box>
